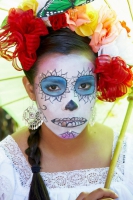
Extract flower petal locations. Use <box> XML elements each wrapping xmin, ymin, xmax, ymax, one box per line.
<box><xmin>0</xmin><ymin>9</ymin><xmax>48</xmax><ymax>71</ymax></box>
<box><xmin>95</xmin><ymin>55</ymin><xmax>133</xmax><ymax>101</ymax></box>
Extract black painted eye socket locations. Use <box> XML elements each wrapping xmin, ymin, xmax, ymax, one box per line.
<box><xmin>75</xmin><ymin>75</ymin><xmax>95</xmax><ymax>96</ymax></box>
<box><xmin>40</xmin><ymin>76</ymin><xmax>67</xmax><ymax>97</ymax></box>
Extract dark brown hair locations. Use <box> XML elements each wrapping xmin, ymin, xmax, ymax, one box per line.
<box><xmin>24</xmin><ymin>28</ymin><xmax>95</xmax><ymax>84</ymax></box>
<box><xmin>24</xmin><ymin>28</ymin><xmax>95</xmax><ymax>200</ymax></box>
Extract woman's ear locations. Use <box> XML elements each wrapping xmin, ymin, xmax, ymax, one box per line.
<box><xmin>22</xmin><ymin>76</ymin><xmax>36</xmax><ymax>101</ymax></box>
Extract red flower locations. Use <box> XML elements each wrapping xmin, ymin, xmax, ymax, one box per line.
<box><xmin>95</xmin><ymin>55</ymin><xmax>133</xmax><ymax>102</ymax></box>
<box><xmin>0</xmin><ymin>8</ymin><xmax>48</xmax><ymax>71</ymax></box>
<box><xmin>49</xmin><ymin>13</ymin><xmax>68</xmax><ymax>31</ymax></box>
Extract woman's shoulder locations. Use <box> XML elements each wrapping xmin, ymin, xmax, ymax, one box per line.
<box><xmin>0</xmin><ymin>135</ymin><xmax>18</xmax><ymax>199</ymax></box>
<box><xmin>12</xmin><ymin>126</ymin><xmax>29</xmax><ymax>139</ymax></box>
<box><xmin>11</xmin><ymin>126</ymin><xmax>30</xmax><ymax>155</ymax></box>
<box><xmin>0</xmin><ymin>126</ymin><xmax>32</xmax><ymax>176</ymax></box>
<box><xmin>90</xmin><ymin>122</ymin><xmax>114</xmax><ymax>143</ymax></box>
<box><xmin>0</xmin><ymin>127</ymin><xmax>32</xmax><ymax>199</ymax></box>
<box><xmin>0</xmin><ymin>126</ymin><xmax>30</xmax><ymax>167</ymax></box>
<box><xmin>0</xmin><ymin>126</ymin><xmax>29</xmax><ymax>164</ymax></box>
<box><xmin>86</xmin><ymin>123</ymin><xmax>114</xmax><ymax>167</ymax></box>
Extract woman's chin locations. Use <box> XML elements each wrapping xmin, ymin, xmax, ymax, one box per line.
<box><xmin>59</xmin><ymin>131</ymin><xmax>80</xmax><ymax>139</ymax></box>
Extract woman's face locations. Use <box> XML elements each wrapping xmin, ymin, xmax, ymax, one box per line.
<box><xmin>34</xmin><ymin>53</ymin><xmax>96</xmax><ymax>139</ymax></box>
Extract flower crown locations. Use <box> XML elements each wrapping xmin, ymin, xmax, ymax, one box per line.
<box><xmin>0</xmin><ymin>0</ymin><xmax>133</xmax><ymax>102</ymax></box>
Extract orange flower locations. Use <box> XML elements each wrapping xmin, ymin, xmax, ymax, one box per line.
<box><xmin>66</xmin><ymin>4</ymin><xmax>98</xmax><ymax>37</ymax></box>
<box><xmin>120</xmin><ymin>21</ymin><xmax>130</xmax><ymax>33</ymax></box>
<box><xmin>90</xmin><ymin>5</ymin><xmax>122</xmax><ymax>53</ymax></box>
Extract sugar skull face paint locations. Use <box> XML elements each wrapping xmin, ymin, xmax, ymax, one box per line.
<box><xmin>34</xmin><ymin>53</ymin><xmax>96</xmax><ymax>139</ymax></box>
<box><xmin>41</xmin><ymin>76</ymin><xmax>67</xmax><ymax>97</ymax></box>
<box><xmin>37</xmin><ymin>70</ymin><xmax>70</xmax><ymax>103</ymax></box>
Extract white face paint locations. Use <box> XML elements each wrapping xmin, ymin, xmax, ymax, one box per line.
<box><xmin>34</xmin><ymin>53</ymin><xmax>96</xmax><ymax>139</ymax></box>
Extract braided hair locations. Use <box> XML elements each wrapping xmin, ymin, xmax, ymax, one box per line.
<box><xmin>24</xmin><ymin>28</ymin><xmax>95</xmax><ymax>200</ymax></box>
<box><xmin>25</xmin><ymin>127</ymin><xmax>50</xmax><ymax>200</ymax></box>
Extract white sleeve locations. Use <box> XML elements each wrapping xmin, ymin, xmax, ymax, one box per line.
<box><xmin>0</xmin><ymin>147</ymin><xmax>15</xmax><ymax>200</ymax></box>
<box><xmin>124</xmin><ymin>133</ymin><xmax>133</xmax><ymax>195</ymax></box>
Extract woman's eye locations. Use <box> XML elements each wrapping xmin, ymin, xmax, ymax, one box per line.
<box><xmin>79</xmin><ymin>83</ymin><xmax>91</xmax><ymax>90</ymax></box>
<box><xmin>47</xmin><ymin>85</ymin><xmax>60</xmax><ymax>91</ymax></box>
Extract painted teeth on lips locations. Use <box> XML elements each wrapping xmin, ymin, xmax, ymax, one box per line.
<box><xmin>51</xmin><ymin>117</ymin><xmax>87</xmax><ymax>127</ymax></box>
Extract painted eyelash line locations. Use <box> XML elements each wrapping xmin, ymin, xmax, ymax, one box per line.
<box><xmin>66</xmin><ymin>67</ymin><xmax>94</xmax><ymax>89</ymax></box>
<box><xmin>70</xmin><ymin>68</ymin><xmax>96</xmax><ymax>103</ymax></box>
<box><xmin>69</xmin><ymin>68</ymin><xmax>94</xmax><ymax>87</ymax></box>
<box><xmin>38</xmin><ymin>69</ymin><xmax>68</xmax><ymax>82</ymax></box>
<box><xmin>36</xmin><ymin>69</ymin><xmax>70</xmax><ymax>103</ymax></box>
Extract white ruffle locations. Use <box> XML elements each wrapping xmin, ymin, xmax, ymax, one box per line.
<box><xmin>48</xmin><ymin>186</ymin><xmax>102</xmax><ymax>200</ymax></box>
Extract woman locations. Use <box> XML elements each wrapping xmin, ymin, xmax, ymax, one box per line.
<box><xmin>0</xmin><ymin>0</ymin><xmax>133</xmax><ymax>199</ymax></box>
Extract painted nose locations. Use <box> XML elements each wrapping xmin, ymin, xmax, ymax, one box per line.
<box><xmin>65</xmin><ymin>100</ymin><xmax>78</xmax><ymax>111</ymax></box>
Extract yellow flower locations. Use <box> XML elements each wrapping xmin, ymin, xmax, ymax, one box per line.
<box><xmin>18</xmin><ymin>0</ymin><xmax>38</xmax><ymax>15</ymax></box>
<box><xmin>66</xmin><ymin>4</ymin><xmax>98</xmax><ymax>37</ymax></box>
<box><xmin>75</xmin><ymin>4</ymin><xmax>98</xmax><ymax>37</ymax></box>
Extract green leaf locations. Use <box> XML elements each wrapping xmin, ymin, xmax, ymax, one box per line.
<box><xmin>37</xmin><ymin>0</ymin><xmax>94</xmax><ymax>17</ymax></box>
<box><xmin>37</xmin><ymin>0</ymin><xmax>71</xmax><ymax>17</ymax></box>
<box><xmin>1</xmin><ymin>16</ymin><xmax>8</xmax><ymax>28</ymax></box>
<box><xmin>75</xmin><ymin>0</ymin><xmax>94</xmax><ymax>6</ymax></box>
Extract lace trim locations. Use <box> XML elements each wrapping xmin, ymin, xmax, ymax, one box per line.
<box><xmin>41</xmin><ymin>167</ymin><xmax>124</xmax><ymax>189</ymax></box>
<box><xmin>0</xmin><ymin>136</ymin><xmax>32</xmax><ymax>188</ymax></box>
<box><xmin>0</xmin><ymin>133</ymin><xmax>127</xmax><ymax>189</ymax></box>
<box><xmin>112</xmin><ymin>133</ymin><xmax>127</xmax><ymax>176</ymax></box>
<box><xmin>0</xmin><ymin>175</ymin><xmax>13</xmax><ymax>200</ymax></box>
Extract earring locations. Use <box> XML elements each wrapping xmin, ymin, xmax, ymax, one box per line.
<box><xmin>23</xmin><ymin>101</ymin><xmax>43</xmax><ymax>130</ymax></box>
<box><xmin>89</xmin><ymin>107</ymin><xmax>96</xmax><ymax>127</ymax></box>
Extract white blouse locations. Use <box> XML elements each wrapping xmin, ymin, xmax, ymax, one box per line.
<box><xmin>0</xmin><ymin>132</ymin><xmax>133</xmax><ymax>200</ymax></box>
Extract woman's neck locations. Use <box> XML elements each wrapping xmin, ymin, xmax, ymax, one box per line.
<box><xmin>39</xmin><ymin>123</ymin><xmax>93</xmax><ymax>158</ymax></box>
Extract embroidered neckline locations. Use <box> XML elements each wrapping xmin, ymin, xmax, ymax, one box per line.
<box><xmin>0</xmin><ymin>133</ymin><xmax>126</xmax><ymax>189</ymax></box>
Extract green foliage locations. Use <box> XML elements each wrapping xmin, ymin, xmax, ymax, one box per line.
<box><xmin>1</xmin><ymin>16</ymin><xmax>8</xmax><ymax>28</ymax></box>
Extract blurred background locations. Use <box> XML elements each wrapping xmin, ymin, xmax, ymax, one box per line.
<box><xmin>0</xmin><ymin>0</ymin><xmax>133</xmax><ymax>140</ymax></box>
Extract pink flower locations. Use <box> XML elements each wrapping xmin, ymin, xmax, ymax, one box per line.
<box><xmin>89</xmin><ymin>5</ymin><xmax>122</xmax><ymax>53</ymax></box>
<box><xmin>66</xmin><ymin>4</ymin><xmax>98</xmax><ymax>36</ymax></box>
